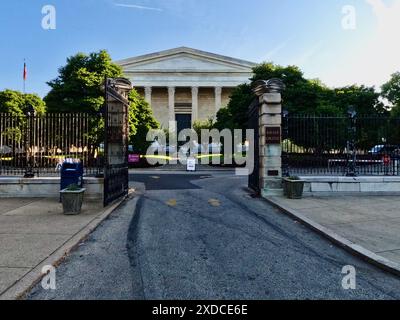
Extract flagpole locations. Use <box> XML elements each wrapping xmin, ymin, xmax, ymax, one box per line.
<box><xmin>23</xmin><ymin>59</ymin><xmax>26</xmax><ymax>94</ymax></box>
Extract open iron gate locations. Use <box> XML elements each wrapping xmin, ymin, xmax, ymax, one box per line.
<box><xmin>247</xmin><ymin>98</ymin><xmax>260</xmax><ymax>195</ymax></box>
<box><xmin>103</xmin><ymin>78</ymin><xmax>132</xmax><ymax>207</ymax></box>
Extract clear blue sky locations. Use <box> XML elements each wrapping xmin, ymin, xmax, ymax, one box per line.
<box><xmin>0</xmin><ymin>0</ymin><xmax>399</xmax><ymax>97</ymax></box>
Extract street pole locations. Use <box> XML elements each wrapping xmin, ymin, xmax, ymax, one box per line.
<box><xmin>24</xmin><ymin>104</ymin><xmax>35</xmax><ymax>178</ymax></box>
<box><xmin>346</xmin><ymin>106</ymin><xmax>357</xmax><ymax>177</ymax></box>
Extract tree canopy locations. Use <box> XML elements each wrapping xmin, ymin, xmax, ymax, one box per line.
<box><xmin>0</xmin><ymin>89</ymin><xmax>46</xmax><ymax>116</ymax></box>
<box><xmin>45</xmin><ymin>50</ymin><xmax>124</xmax><ymax>113</ymax></box>
<box><xmin>214</xmin><ymin>84</ymin><xmax>253</xmax><ymax>131</ymax></box>
<box><xmin>43</xmin><ymin>50</ymin><xmax>160</xmax><ymax>152</ymax></box>
<box><xmin>128</xmin><ymin>89</ymin><xmax>160</xmax><ymax>154</ymax></box>
<box><xmin>382</xmin><ymin>72</ymin><xmax>400</xmax><ymax>116</ymax></box>
<box><xmin>215</xmin><ymin>62</ymin><xmax>387</xmax><ymax>131</ymax></box>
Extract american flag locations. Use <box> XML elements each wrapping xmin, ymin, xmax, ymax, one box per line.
<box><xmin>23</xmin><ymin>61</ymin><xmax>27</xmax><ymax>81</ymax></box>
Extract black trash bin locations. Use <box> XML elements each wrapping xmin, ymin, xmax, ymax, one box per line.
<box><xmin>60</xmin><ymin>160</ymin><xmax>84</xmax><ymax>191</ymax></box>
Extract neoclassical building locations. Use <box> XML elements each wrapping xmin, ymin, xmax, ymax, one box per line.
<box><xmin>116</xmin><ymin>47</ymin><xmax>256</xmax><ymax>131</ymax></box>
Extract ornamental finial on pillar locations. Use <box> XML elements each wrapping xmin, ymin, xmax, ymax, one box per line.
<box><xmin>252</xmin><ymin>78</ymin><xmax>286</xmax><ymax>96</ymax></box>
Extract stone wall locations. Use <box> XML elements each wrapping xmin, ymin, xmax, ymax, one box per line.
<box><xmin>302</xmin><ymin>176</ymin><xmax>400</xmax><ymax>195</ymax></box>
<box><xmin>0</xmin><ymin>177</ymin><xmax>104</xmax><ymax>199</ymax></box>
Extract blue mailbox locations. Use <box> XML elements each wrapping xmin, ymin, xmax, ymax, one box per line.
<box><xmin>60</xmin><ymin>159</ymin><xmax>84</xmax><ymax>191</ymax></box>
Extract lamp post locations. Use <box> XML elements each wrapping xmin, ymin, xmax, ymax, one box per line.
<box><xmin>96</xmin><ymin>107</ymin><xmax>105</xmax><ymax>178</ymax></box>
<box><xmin>282</xmin><ymin>109</ymin><xmax>290</xmax><ymax>177</ymax></box>
<box><xmin>346</xmin><ymin>106</ymin><xmax>357</xmax><ymax>177</ymax></box>
<box><xmin>24</xmin><ymin>104</ymin><xmax>36</xmax><ymax>178</ymax></box>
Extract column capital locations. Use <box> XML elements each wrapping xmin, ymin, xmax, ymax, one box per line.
<box><xmin>215</xmin><ymin>86</ymin><xmax>222</xmax><ymax>94</ymax></box>
<box><xmin>168</xmin><ymin>86</ymin><xmax>176</xmax><ymax>95</ymax></box>
<box><xmin>191</xmin><ymin>86</ymin><xmax>199</xmax><ymax>94</ymax></box>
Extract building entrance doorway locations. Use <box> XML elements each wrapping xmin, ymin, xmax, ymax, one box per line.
<box><xmin>175</xmin><ymin>114</ymin><xmax>192</xmax><ymax>148</ymax></box>
<box><xmin>176</xmin><ymin>114</ymin><xmax>192</xmax><ymax>134</ymax></box>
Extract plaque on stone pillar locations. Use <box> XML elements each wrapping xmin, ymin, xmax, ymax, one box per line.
<box><xmin>267</xmin><ymin>170</ymin><xmax>279</xmax><ymax>177</ymax></box>
<box><xmin>265</xmin><ymin>127</ymin><xmax>281</xmax><ymax>144</ymax></box>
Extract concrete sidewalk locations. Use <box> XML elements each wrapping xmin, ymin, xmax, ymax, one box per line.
<box><xmin>268</xmin><ymin>195</ymin><xmax>400</xmax><ymax>273</ymax></box>
<box><xmin>0</xmin><ymin>197</ymin><xmax>121</xmax><ymax>299</ymax></box>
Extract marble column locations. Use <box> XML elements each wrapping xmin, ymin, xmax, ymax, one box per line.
<box><xmin>215</xmin><ymin>86</ymin><xmax>222</xmax><ymax>114</ymax></box>
<box><xmin>144</xmin><ymin>86</ymin><xmax>152</xmax><ymax>104</ymax></box>
<box><xmin>191</xmin><ymin>86</ymin><xmax>199</xmax><ymax>124</ymax></box>
<box><xmin>168</xmin><ymin>86</ymin><xmax>176</xmax><ymax>130</ymax></box>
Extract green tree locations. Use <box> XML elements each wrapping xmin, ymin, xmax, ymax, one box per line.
<box><xmin>45</xmin><ymin>50</ymin><xmax>123</xmax><ymax>113</ymax></box>
<box><xmin>44</xmin><ymin>50</ymin><xmax>125</xmax><ymax>151</ymax></box>
<box><xmin>251</xmin><ymin>63</ymin><xmax>334</xmax><ymax>114</ymax></box>
<box><xmin>215</xmin><ymin>62</ymin><xmax>389</xmax><ymax>153</ymax></box>
<box><xmin>381</xmin><ymin>72</ymin><xmax>400</xmax><ymax>145</ymax></box>
<box><xmin>0</xmin><ymin>89</ymin><xmax>46</xmax><ymax>116</ymax></box>
<box><xmin>0</xmin><ymin>90</ymin><xmax>46</xmax><ymax>144</ymax></box>
<box><xmin>331</xmin><ymin>85</ymin><xmax>386</xmax><ymax>115</ymax></box>
<box><xmin>216</xmin><ymin>62</ymin><xmax>386</xmax><ymax>132</ymax></box>
<box><xmin>215</xmin><ymin>63</ymin><xmax>331</xmax><ymax>130</ymax></box>
<box><xmin>44</xmin><ymin>50</ymin><xmax>161</xmax><ymax>154</ymax></box>
<box><xmin>193</xmin><ymin>118</ymin><xmax>216</xmax><ymax>151</ymax></box>
<box><xmin>382</xmin><ymin>72</ymin><xmax>400</xmax><ymax>115</ymax></box>
<box><xmin>193</xmin><ymin>118</ymin><xmax>215</xmax><ymax>136</ymax></box>
<box><xmin>215</xmin><ymin>84</ymin><xmax>253</xmax><ymax>131</ymax></box>
<box><xmin>128</xmin><ymin>89</ymin><xmax>160</xmax><ymax>154</ymax></box>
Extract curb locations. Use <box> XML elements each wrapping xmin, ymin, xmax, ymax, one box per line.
<box><xmin>265</xmin><ymin>197</ymin><xmax>400</xmax><ymax>277</ymax></box>
<box><xmin>0</xmin><ymin>192</ymin><xmax>134</xmax><ymax>300</ymax></box>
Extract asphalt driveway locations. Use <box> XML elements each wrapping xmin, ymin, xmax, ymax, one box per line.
<box><xmin>28</xmin><ymin>173</ymin><xmax>400</xmax><ymax>300</ymax></box>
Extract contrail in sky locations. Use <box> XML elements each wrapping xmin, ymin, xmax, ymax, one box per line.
<box><xmin>113</xmin><ymin>3</ymin><xmax>163</xmax><ymax>12</ymax></box>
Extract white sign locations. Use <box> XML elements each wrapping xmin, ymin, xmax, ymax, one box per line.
<box><xmin>187</xmin><ymin>157</ymin><xmax>196</xmax><ymax>172</ymax></box>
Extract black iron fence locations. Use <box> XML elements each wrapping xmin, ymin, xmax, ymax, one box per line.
<box><xmin>282</xmin><ymin>113</ymin><xmax>400</xmax><ymax>176</ymax></box>
<box><xmin>103</xmin><ymin>77</ymin><xmax>130</xmax><ymax>206</ymax></box>
<box><xmin>247</xmin><ymin>99</ymin><xmax>260</xmax><ymax>194</ymax></box>
<box><xmin>0</xmin><ymin>113</ymin><xmax>103</xmax><ymax>176</ymax></box>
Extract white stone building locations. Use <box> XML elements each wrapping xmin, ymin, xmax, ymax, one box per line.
<box><xmin>116</xmin><ymin>47</ymin><xmax>255</xmax><ymax>131</ymax></box>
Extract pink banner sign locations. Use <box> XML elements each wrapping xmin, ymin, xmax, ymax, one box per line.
<box><xmin>128</xmin><ymin>154</ymin><xmax>140</xmax><ymax>163</ymax></box>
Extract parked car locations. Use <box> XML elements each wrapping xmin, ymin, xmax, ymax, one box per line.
<box><xmin>164</xmin><ymin>145</ymin><xmax>177</xmax><ymax>155</ymax></box>
<box><xmin>0</xmin><ymin>145</ymin><xmax>12</xmax><ymax>154</ymax></box>
<box><xmin>209</xmin><ymin>143</ymin><xmax>222</xmax><ymax>154</ymax></box>
<box><xmin>148</xmin><ymin>140</ymin><xmax>163</xmax><ymax>154</ymax></box>
<box><xmin>369</xmin><ymin>145</ymin><xmax>400</xmax><ymax>155</ymax></box>
<box><xmin>176</xmin><ymin>142</ymin><xmax>203</xmax><ymax>156</ymax></box>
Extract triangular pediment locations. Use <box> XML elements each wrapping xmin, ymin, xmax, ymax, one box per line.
<box><xmin>117</xmin><ymin>47</ymin><xmax>256</xmax><ymax>73</ymax></box>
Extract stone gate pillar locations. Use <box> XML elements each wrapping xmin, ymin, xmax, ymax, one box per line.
<box><xmin>253</xmin><ymin>79</ymin><xmax>286</xmax><ymax>197</ymax></box>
